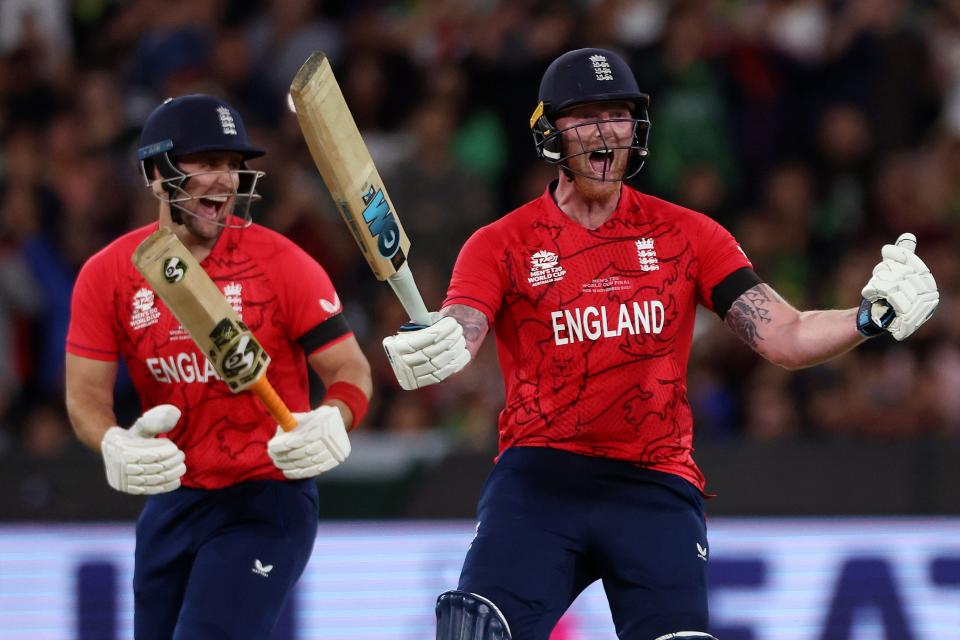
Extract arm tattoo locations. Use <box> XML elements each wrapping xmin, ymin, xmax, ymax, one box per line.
<box><xmin>724</xmin><ymin>283</ymin><xmax>782</xmax><ymax>349</ymax></box>
<box><xmin>442</xmin><ymin>304</ymin><xmax>489</xmax><ymax>356</ymax></box>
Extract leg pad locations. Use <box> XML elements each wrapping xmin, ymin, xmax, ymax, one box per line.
<box><xmin>435</xmin><ymin>590</ymin><xmax>511</xmax><ymax>640</ymax></box>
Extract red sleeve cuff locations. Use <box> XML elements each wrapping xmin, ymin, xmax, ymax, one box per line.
<box><xmin>66</xmin><ymin>341</ymin><xmax>118</xmax><ymax>361</ymax></box>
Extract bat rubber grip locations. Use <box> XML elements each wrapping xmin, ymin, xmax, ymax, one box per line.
<box><xmin>250</xmin><ymin>376</ymin><xmax>298</xmax><ymax>431</ymax></box>
<box><xmin>387</xmin><ymin>263</ymin><xmax>431</xmax><ymax>326</ymax></box>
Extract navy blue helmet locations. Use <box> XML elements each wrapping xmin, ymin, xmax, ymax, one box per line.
<box><xmin>137</xmin><ymin>94</ymin><xmax>263</xmax><ymax>168</ymax></box>
<box><xmin>137</xmin><ymin>94</ymin><xmax>265</xmax><ymax>226</ymax></box>
<box><xmin>530</xmin><ymin>48</ymin><xmax>651</xmax><ymax>179</ymax></box>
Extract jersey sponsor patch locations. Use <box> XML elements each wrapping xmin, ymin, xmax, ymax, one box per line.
<box><xmin>551</xmin><ymin>300</ymin><xmax>665</xmax><ymax>346</ymax></box>
<box><xmin>131</xmin><ymin>288</ymin><xmax>161</xmax><ymax>329</ymax></box>
<box><xmin>319</xmin><ymin>293</ymin><xmax>341</xmax><ymax>314</ymax></box>
<box><xmin>528</xmin><ymin>250</ymin><xmax>566</xmax><ymax>287</ymax></box>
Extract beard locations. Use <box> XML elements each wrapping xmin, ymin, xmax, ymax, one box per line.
<box><xmin>178</xmin><ymin>197</ymin><xmax>231</xmax><ymax>242</ymax></box>
<box><xmin>181</xmin><ymin>212</ymin><xmax>225</xmax><ymax>241</ymax></box>
<box><xmin>565</xmin><ymin>147</ymin><xmax>629</xmax><ymax>202</ymax></box>
<box><xmin>571</xmin><ymin>172</ymin><xmax>619</xmax><ymax>202</ymax></box>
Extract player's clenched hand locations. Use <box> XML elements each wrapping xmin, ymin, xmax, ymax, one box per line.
<box><xmin>101</xmin><ymin>404</ymin><xmax>186</xmax><ymax>495</ymax></box>
<box><xmin>267</xmin><ymin>406</ymin><xmax>350</xmax><ymax>479</ymax></box>
<box><xmin>382</xmin><ymin>313</ymin><xmax>471</xmax><ymax>390</ymax></box>
<box><xmin>858</xmin><ymin>233</ymin><xmax>939</xmax><ymax>341</ymax></box>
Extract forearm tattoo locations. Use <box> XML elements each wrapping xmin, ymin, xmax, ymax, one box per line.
<box><xmin>442</xmin><ymin>304</ymin><xmax>489</xmax><ymax>354</ymax></box>
<box><xmin>724</xmin><ymin>284</ymin><xmax>782</xmax><ymax>349</ymax></box>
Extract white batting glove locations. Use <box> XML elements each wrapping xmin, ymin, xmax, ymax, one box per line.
<box><xmin>382</xmin><ymin>313</ymin><xmax>471</xmax><ymax>390</ymax></box>
<box><xmin>859</xmin><ymin>233</ymin><xmax>939</xmax><ymax>341</ymax></box>
<box><xmin>100</xmin><ymin>404</ymin><xmax>186</xmax><ymax>495</ymax></box>
<box><xmin>267</xmin><ymin>406</ymin><xmax>351</xmax><ymax>479</ymax></box>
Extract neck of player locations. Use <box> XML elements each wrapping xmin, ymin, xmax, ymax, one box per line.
<box><xmin>554</xmin><ymin>172</ymin><xmax>622</xmax><ymax>230</ymax></box>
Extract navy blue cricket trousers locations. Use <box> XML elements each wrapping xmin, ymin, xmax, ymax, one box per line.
<box><xmin>133</xmin><ymin>478</ymin><xmax>318</xmax><ymax>639</ymax></box>
<box><xmin>458</xmin><ymin>447</ymin><xmax>710</xmax><ymax>640</ymax></box>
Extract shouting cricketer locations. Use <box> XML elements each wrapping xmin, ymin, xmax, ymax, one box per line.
<box><xmin>66</xmin><ymin>95</ymin><xmax>372</xmax><ymax>638</ymax></box>
<box><xmin>383</xmin><ymin>48</ymin><xmax>939</xmax><ymax>640</ymax></box>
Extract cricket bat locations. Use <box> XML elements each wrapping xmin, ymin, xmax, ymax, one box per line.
<box><xmin>132</xmin><ymin>227</ymin><xmax>297</xmax><ymax>431</ymax></box>
<box><xmin>288</xmin><ymin>51</ymin><xmax>430</xmax><ymax>326</ymax></box>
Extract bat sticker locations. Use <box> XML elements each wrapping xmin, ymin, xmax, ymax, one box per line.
<box><xmin>163</xmin><ymin>257</ymin><xmax>187</xmax><ymax>283</ymax></box>
<box><xmin>361</xmin><ymin>184</ymin><xmax>401</xmax><ymax>260</ymax></box>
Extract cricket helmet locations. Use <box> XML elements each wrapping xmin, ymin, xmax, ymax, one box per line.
<box><xmin>530</xmin><ymin>48</ymin><xmax>651</xmax><ymax>180</ymax></box>
<box><xmin>136</xmin><ymin>94</ymin><xmax>264</xmax><ymax>226</ymax></box>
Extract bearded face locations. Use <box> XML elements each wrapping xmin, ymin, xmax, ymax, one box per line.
<box><xmin>174</xmin><ymin>152</ymin><xmax>242</xmax><ymax>241</ymax></box>
<box><xmin>554</xmin><ymin>101</ymin><xmax>637</xmax><ymax>201</ymax></box>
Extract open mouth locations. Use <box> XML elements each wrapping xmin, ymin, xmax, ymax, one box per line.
<box><xmin>588</xmin><ymin>149</ymin><xmax>614</xmax><ymax>176</ymax></box>
<box><xmin>195</xmin><ymin>195</ymin><xmax>229</xmax><ymax>221</ymax></box>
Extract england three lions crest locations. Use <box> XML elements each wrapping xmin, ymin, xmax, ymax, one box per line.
<box><xmin>636</xmin><ymin>238</ymin><xmax>659</xmax><ymax>272</ymax></box>
<box><xmin>224</xmin><ymin>282</ymin><xmax>243</xmax><ymax>317</ymax></box>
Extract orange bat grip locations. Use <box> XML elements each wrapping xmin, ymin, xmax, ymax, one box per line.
<box><xmin>250</xmin><ymin>376</ymin><xmax>298</xmax><ymax>431</ymax></box>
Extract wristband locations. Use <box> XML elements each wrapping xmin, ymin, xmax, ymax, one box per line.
<box><xmin>856</xmin><ymin>297</ymin><xmax>894</xmax><ymax>338</ymax></box>
<box><xmin>324</xmin><ymin>381</ymin><xmax>369</xmax><ymax>429</ymax></box>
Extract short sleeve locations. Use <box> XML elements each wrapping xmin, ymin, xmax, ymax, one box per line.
<box><xmin>443</xmin><ymin>226</ymin><xmax>503</xmax><ymax>324</ymax></box>
<box><xmin>274</xmin><ymin>239</ymin><xmax>352</xmax><ymax>355</ymax></box>
<box><xmin>695</xmin><ymin>216</ymin><xmax>753</xmax><ymax>312</ymax></box>
<box><xmin>66</xmin><ymin>255</ymin><xmax>119</xmax><ymax>361</ymax></box>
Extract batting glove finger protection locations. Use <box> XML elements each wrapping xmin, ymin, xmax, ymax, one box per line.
<box><xmin>101</xmin><ymin>404</ymin><xmax>186</xmax><ymax>495</ymax></box>
<box><xmin>860</xmin><ymin>233</ymin><xmax>939</xmax><ymax>341</ymax></box>
<box><xmin>382</xmin><ymin>315</ymin><xmax>471</xmax><ymax>390</ymax></box>
<box><xmin>267</xmin><ymin>406</ymin><xmax>351</xmax><ymax>480</ymax></box>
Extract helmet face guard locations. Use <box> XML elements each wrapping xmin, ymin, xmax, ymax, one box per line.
<box><xmin>531</xmin><ymin>100</ymin><xmax>651</xmax><ymax>182</ymax></box>
<box><xmin>138</xmin><ymin>143</ymin><xmax>264</xmax><ymax>228</ymax></box>
<box><xmin>136</xmin><ymin>95</ymin><xmax>266</xmax><ymax>228</ymax></box>
<box><xmin>530</xmin><ymin>48</ymin><xmax>652</xmax><ymax>181</ymax></box>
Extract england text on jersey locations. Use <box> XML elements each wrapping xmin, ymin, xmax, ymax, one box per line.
<box><xmin>146</xmin><ymin>352</ymin><xmax>220</xmax><ymax>384</ymax></box>
<box><xmin>551</xmin><ymin>300</ymin><xmax>664</xmax><ymax>346</ymax></box>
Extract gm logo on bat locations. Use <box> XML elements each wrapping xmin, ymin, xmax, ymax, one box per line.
<box><xmin>361</xmin><ymin>184</ymin><xmax>400</xmax><ymax>260</ymax></box>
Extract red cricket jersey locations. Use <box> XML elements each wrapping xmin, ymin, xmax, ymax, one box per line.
<box><xmin>443</xmin><ymin>184</ymin><xmax>752</xmax><ymax>491</ymax></box>
<box><xmin>67</xmin><ymin>221</ymin><xmax>352</xmax><ymax>489</ymax></box>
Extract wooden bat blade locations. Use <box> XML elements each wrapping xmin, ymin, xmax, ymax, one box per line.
<box><xmin>132</xmin><ymin>228</ymin><xmax>296</xmax><ymax>430</ymax></box>
<box><xmin>289</xmin><ymin>51</ymin><xmax>430</xmax><ymax>325</ymax></box>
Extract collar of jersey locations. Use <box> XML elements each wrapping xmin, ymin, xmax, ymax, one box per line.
<box><xmin>541</xmin><ymin>181</ymin><xmax>632</xmax><ymax>231</ymax></box>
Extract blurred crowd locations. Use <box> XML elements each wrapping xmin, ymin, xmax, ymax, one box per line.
<box><xmin>2</xmin><ymin>0</ymin><xmax>960</xmax><ymax>479</ymax></box>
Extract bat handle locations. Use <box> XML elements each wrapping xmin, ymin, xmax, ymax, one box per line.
<box><xmin>387</xmin><ymin>262</ymin><xmax>431</xmax><ymax>326</ymax></box>
<box><xmin>250</xmin><ymin>376</ymin><xmax>298</xmax><ymax>432</ymax></box>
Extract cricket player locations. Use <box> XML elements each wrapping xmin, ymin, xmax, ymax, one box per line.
<box><xmin>65</xmin><ymin>94</ymin><xmax>372</xmax><ymax>639</ymax></box>
<box><xmin>382</xmin><ymin>49</ymin><xmax>940</xmax><ymax>640</ymax></box>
